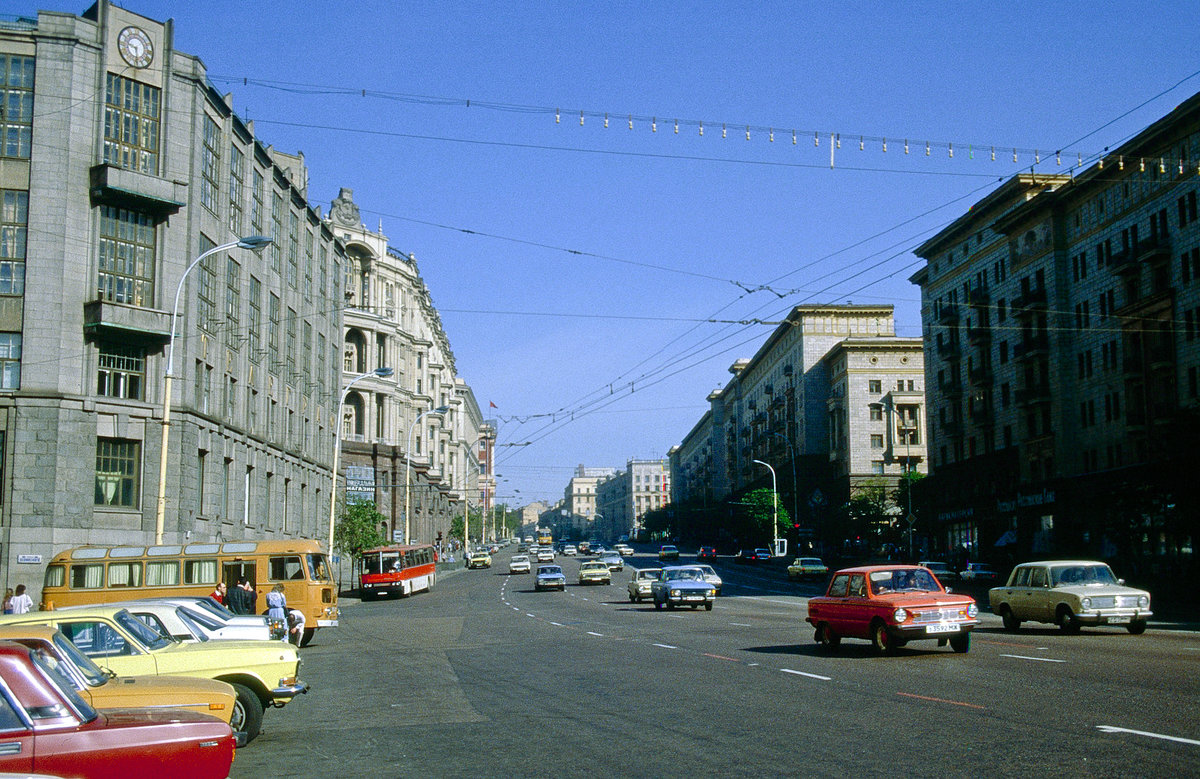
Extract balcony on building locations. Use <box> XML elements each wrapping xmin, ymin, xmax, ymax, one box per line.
<box><xmin>967</xmin><ymin>288</ymin><xmax>990</xmax><ymax>308</ymax></box>
<box><xmin>969</xmin><ymin>405</ymin><xmax>995</xmax><ymax>425</ymax></box>
<box><xmin>941</xmin><ymin>419</ymin><xmax>964</xmax><ymax>438</ymax></box>
<box><xmin>1011</xmin><ymin>286</ymin><xmax>1047</xmax><ymax>315</ymax></box>
<box><xmin>966</xmin><ymin>324</ymin><xmax>991</xmax><ymax>346</ymax></box>
<box><xmin>936</xmin><ymin>339</ymin><xmax>961</xmax><ymax>361</ymax></box>
<box><xmin>1013</xmin><ymin>334</ymin><xmax>1049</xmax><ymax>361</ymax></box>
<box><xmin>1015</xmin><ymin>383</ymin><xmax>1051</xmax><ymax>406</ymax></box>
<box><xmin>967</xmin><ymin>364</ymin><xmax>993</xmax><ymax>386</ymax></box>
<box><xmin>937</xmin><ymin>304</ymin><xmax>959</xmax><ymax>324</ymax></box>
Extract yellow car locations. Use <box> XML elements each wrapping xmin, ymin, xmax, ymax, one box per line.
<box><xmin>0</xmin><ymin>606</ymin><xmax>308</xmax><ymax>744</ymax></box>
<box><xmin>0</xmin><ymin>624</ymin><xmax>242</xmax><ymax>742</ymax></box>
<box><xmin>467</xmin><ymin>550</ymin><xmax>492</xmax><ymax>569</ymax></box>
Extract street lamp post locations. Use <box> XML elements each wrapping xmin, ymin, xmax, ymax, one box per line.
<box><xmin>155</xmin><ymin>235</ymin><xmax>272</xmax><ymax>545</ymax></box>
<box><xmin>767</xmin><ymin>430</ymin><xmax>800</xmax><ymax>539</ymax></box>
<box><xmin>327</xmin><ymin>367</ymin><xmax>394</xmax><ymax>553</ymax></box>
<box><xmin>752</xmin><ymin>459</ymin><xmax>780</xmax><ymax>557</ymax></box>
<box><xmin>405</xmin><ymin>405</ymin><xmax>449</xmax><ymax>544</ymax></box>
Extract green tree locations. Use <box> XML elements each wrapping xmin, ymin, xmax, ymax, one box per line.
<box><xmin>741</xmin><ymin>488</ymin><xmax>792</xmax><ymax>545</ymax></box>
<box><xmin>333</xmin><ymin>500</ymin><xmax>388</xmax><ymax>559</ymax></box>
<box><xmin>846</xmin><ymin>482</ymin><xmax>898</xmax><ymax>550</ymax></box>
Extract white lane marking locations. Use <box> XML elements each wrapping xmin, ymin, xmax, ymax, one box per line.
<box><xmin>653</xmin><ymin>643</ymin><xmax>678</xmax><ymax>649</ymax></box>
<box><xmin>587</xmin><ymin>631</ymin><xmax>604</xmax><ymax>637</ymax></box>
<box><xmin>1096</xmin><ymin>725</ymin><xmax>1200</xmax><ymax>747</ymax></box>
<box><xmin>526</xmin><ymin>613</ymin><xmax>536</xmax><ymax>618</ymax></box>
<box><xmin>781</xmin><ymin>668</ymin><xmax>831</xmax><ymax>681</ymax></box>
<box><xmin>730</xmin><ymin>623</ymin><xmax>752</xmax><ymax>627</ymax></box>
<box><xmin>747</xmin><ymin>663</ymin><xmax>760</xmax><ymax>667</ymax></box>
<box><xmin>999</xmin><ymin>654</ymin><xmax>1066</xmax><ymax>663</ymax></box>
<box><xmin>549</xmin><ymin>621</ymin><xmax>563</xmax><ymax>626</ymax></box>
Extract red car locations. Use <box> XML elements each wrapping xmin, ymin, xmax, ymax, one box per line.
<box><xmin>0</xmin><ymin>642</ymin><xmax>235</xmax><ymax>778</ymax></box>
<box><xmin>806</xmin><ymin>565</ymin><xmax>979</xmax><ymax>654</ymax></box>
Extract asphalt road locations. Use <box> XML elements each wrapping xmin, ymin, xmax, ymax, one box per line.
<box><xmin>231</xmin><ymin>550</ymin><xmax>1200</xmax><ymax>778</ymax></box>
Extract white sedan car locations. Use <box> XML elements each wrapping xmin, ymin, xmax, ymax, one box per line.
<box><xmin>509</xmin><ymin>554</ymin><xmax>531</xmax><ymax>574</ymax></box>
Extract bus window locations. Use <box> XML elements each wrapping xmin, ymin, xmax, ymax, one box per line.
<box><xmin>106</xmin><ymin>562</ymin><xmax>142</xmax><ymax>588</ymax></box>
<box><xmin>146</xmin><ymin>560</ymin><xmax>179</xmax><ymax>586</ymax></box>
<box><xmin>307</xmin><ymin>554</ymin><xmax>331</xmax><ymax>582</ymax></box>
<box><xmin>70</xmin><ymin>564</ymin><xmax>103</xmax><ymax>589</ymax></box>
<box><xmin>184</xmin><ymin>559</ymin><xmax>218</xmax><ymax>585</ymax></box>
<box><xmin>44</xmin><ymin>565</ymin><xmax>65</xmax><ymax>588</ymax></box>
<box><xmin>270</xmin><ymin>556</ymin><xmax>304</xmax><ymax>581</ymax></box>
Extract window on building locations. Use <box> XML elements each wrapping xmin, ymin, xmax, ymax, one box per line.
<box><xmin>287</xmin><ymin>212</ymin><xmax>299</xmax><ymax>289</ymax></box>
<box><xmin>97</xmin><ymin>343</ymin><xmax>145</xmax><ymax>399</ymax></box>
<box><xmin>103</xmin><ymin>74</ymin><xmax>159</xmax><ymax>173</ymax></box>
<box><xmin>268</xmin><ymin>294</ymin><xmax>281</xmax><ymax>372</ymax></box>
<box><xmin>200</xmin><ymin>116</ymin><xmax>220</xmax><ymax>213</ymax></box>
<box><xmin>248</xmin><ymin>276</ymin><xmax>262</xmax><ymax>362</ymax></box>
<box><xmin>228</xmin><ymin>144</ymin><xmax>244</xmax><ymax>234</ymax></box>
<box><xmin>0</xmin><ymin>333</ymin><xmax>19</xmax><ymax>389</ymax></box>
<box><xmin>0</xmin><ymin>189</ymin><xmax>28</xmax><ymax>295</ymax></box>
<box><xmin>0</xmin><ymin>56</ymin><xmax>34</xmax><ymax>159</ymax></box>
<box><xmin>870</xmin><ymin>434</ymin><xmax>884</xmax><ymax>448</ymax></box>
<box><xmin>98</xmin><ymin>206</ymin><xmax>155</xmax><ymax>306</ymax></box>
<box><xmin>868</xmin><ymin>380</ymin><xmax>882</xmax><ymax>393</ymax></box>
<box><xmin>95</xmin><ymin>438</ymin><xmax>140</xmax><ymax>507</ymax></box>
<box><xmin>270</xmin><ymin>193</ymin><xmax>283</xmax><ymax>274</ymax></box>
<box><xmin>250</xmin><ymin>168</ymin><xmax>264</xmax><ymax>235</ymax></box>
<box><xmin>225</xmin><ymin>258</ymin><xmax>240</xmax><ymax>337</ymax></box>
<box><xmin>869</xmin><ymin>405</ymin><xmax>883</xmax><ymax>421</ymax></box>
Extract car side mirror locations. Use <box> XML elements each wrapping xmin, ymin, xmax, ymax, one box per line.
<box><xmin>1118</xmin><ymin>578</ymin><xmax>1125</xmax><ymax>585</ymax></box>
<box><xmin>945</xmin><ymin>587</ymin><xmax>953</xmax><ymax>593</ymax></box>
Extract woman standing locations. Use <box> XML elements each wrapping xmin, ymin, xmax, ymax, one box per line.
<box><xmin>265</xmin><ymin>583</ymin><xmax>288</xmax><ymax>623</ymax></box>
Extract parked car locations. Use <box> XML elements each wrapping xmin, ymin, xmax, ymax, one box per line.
<box><xmin>614</xmin><ymin>543</ymin><xmax>634</xmax><ymax>556</ymax></box>
<box><xmin>959</xmin><ymin>563</ymin><xmax>1000</xmax><ymax>582</ymax></box>
<box><xmin>787</xmin><ymin>557</ymin><xmax>829</xmax><ymax>581</ymax></box>
<box><xmin>657</xmin><ymin>545</ymin><xmax>680</xmax><ymax>562</ymax></box>
<box><xmin>598</xmin><ymin>551</ymin><xmax>625</xmax><ymax>572</ymax></box>
<box><xmin>694</xmin><ymin>564</ymin><xmax>723</xmax><ymax>595</ymax></box>
<box><xmin>508</xmin><ymin>554</ymin><xmax>531</xmax><ymax>574</ymax></box>
<box><xmin>0</xmin><ymin>625</ymin><xmax>239</xmax><ymax>740</ymax></box>
<box><xmin>806</xmin><ymin>565</ymin><xmax>979</xmax><ymax>654</ymax></box>
<box><xmin>651</xmin><ymin>566</ymin><xmax>717</xmax><ymax>611</ymax></box>
<box><xmin>988</xmin><ymin>560</ymin><xmax>1151</xmax><ymax>634</ymax></box>
<box><xmin>62</xmin><ymin>600</ymin><xmax>270</xmax><ymax>645</ymax></box>
<box><xmin>155</xmin><ymin>596</ymin><xmax>285</xmax><ymax>641</ymax></box>
<box><xmin>918</xmin><ymin>561</ymin><xmax>958</xmax><ymax>584</ymax></box>
<box><xmin>696</xmin><ymin>546</ymin><xmax>718</xmax><ymax>562</ymax></box>
<box><xmin>534</xmin><ymin>565</ymin><xmax>566</xmax><ymax>591</ymax></box>
<box><xmin>466</xmin><ymin>550</ymin><xmax>492</xmax><ymax>569</ymax></box>
<box><xmin>0</xmin><ymin>641</ymin><xmax>235</xmax><ymax>778</ymax></box>
<box><xmin>578</xmin><ymin>561</ymin><xmax>612</xmax><ymax>586</ymax></box>
<box><xmin>0</xmin><ymin>606</ymin><xmax>308</xmax><ymax>744</ymax></box>
<box><xmin>627</xmin><ymin>568</ymin><xmax>662</xmax><ymax>603</ymax></box>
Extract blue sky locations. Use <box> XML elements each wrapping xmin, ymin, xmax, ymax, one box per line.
<box><xmin>19</xmin><ymin>1</ymin><xmax>1200</xmax><ymax>503</ymax></box>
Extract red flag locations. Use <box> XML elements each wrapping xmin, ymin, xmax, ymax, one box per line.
<box><xmin>489</xmin><ymin>401</ymin><xmax>498</xmax><ymax>409</ymax></box>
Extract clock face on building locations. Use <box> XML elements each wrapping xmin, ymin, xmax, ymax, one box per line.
<box><xmin>117</xmin><ymin>26</ymin><xmax>154</xmax><ymax>68</ymax></box>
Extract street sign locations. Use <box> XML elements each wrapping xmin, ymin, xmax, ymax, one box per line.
<box><xmin>906</xmin><ymin>513</ymin><xmax>917</xmax><ymax>526</ymax></box>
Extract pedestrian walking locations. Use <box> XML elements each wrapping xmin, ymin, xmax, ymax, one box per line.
<box><xmin>265</xmin><ymin>583</ymin><xmax>287</xmax><ymax>622</ymax></box>
<box><xmin>9</xmin><ymin>584</ymin><xmax>33</xmax><ymax>615</ymax></box>
<box><xmin>226</xmin><ymin>577</ymin><xmax>256</xmax><ymax>615</ymax></box>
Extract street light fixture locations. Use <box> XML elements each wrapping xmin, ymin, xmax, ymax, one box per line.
<box><xmin>155</xmin><ymin>235</ymin><xmax>272</xmax><ymax>544</ymax></box>
<box><xmin>405</xmin><ymin>405</ymin><xmax>450</xmax><ymax>544</ymax></box>
<box><xmin>752</xmin><ymin>458</ymin><xmax>780</xmax><ymax>557</ymax></box>
<box><xmin>327</xmin><ymin>367</ymin><xmax>394</xmax><ymax>553</ymax></box>
<box><xmin>767</xmin><ymin>430</ymin><xmax>801</xmax><ymax>538</ymax></box>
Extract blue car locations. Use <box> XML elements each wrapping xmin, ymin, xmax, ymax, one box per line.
<box><xmin>534</xmin><ymin>565</ymin><xmax>566</xmax><ymax>591</ymax></box>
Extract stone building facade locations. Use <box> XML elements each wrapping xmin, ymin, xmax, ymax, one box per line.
<box><xmin>911</xmin><ymin>90</ymin><xmax>1200</xmax><ymax>575</ymax></box>
<box><xmin>329</xmin><ymin>188</ymin><xmax>482</xmax><ymax>545</ymax></box>
<box><xmin>595</xmin><ymin>458</ymin><xmax>671</xmax><ymax>541</ymax></box>
<box><xmin>0</xmin><ymin>3</ymin><xmax>344</xmax><ymax>597</ymax></box>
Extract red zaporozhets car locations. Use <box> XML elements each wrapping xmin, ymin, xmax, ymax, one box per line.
<box><xmin>805</xmin><ymin>564</ymin><xmax>980</xmax><ymax>654</ymax></box>
<box><xmin>0</xmin><ymin>641</ymin><xmax>235</xmax><ymax>778</ymax></box>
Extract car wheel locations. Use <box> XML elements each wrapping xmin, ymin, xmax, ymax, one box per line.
<box><xmin>870</xmin><ymin>621</ymin><xmax>893</xmax><ymax>655</ymax></box>
<box><xmin>654</xmin><ymin>599</ymin><xmax>663</xmax><ymax>610</ymax></box>
<box><xmin>949</xmin><ymin>632</ymin><xmax>970</xmax><ymax>653</ymax></box>
<box><xmin>666</xmin><ymin>601</ymin><xmax>675</xmax><ymax>610</ymax></box>
<box><xmin>1057</xmin><ymin>605</ymin><xmax>1081</xmax><ymax>633</ymax></box>
<box><xmin>705</xmin><ymin>602</ymin><xmax>713</xmax><ymax>611</ymax></box>
<box><xmin>1127</xmin><ymin>620</ymin><xmax>1148</xmax><ymax>635</ymax></box>
<box><xmin>999</xmin><ymin>606</ymin><xmax>1022</xmax><ymax>633</ymax></box>
<box><xmin>815</xmin><ymin>623</ymin><xmax>841</xmax><ymax>650</ymax></box>
<box><xmin>229</xmin><ymin>682</ymin><xmax>264</xmax><ymax>744</ymax></box>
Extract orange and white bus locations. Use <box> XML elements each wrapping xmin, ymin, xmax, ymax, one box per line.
<box><xmin>357</xmin><ymin>544</ymin><xmax>436</xmax><ymax>598</ymax></box>
<box><xmin>40</xmin><ymin>539</ymin><xmax>338</xmax><ymax>646</ymax></box>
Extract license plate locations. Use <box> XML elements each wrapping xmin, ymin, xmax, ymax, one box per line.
<box><xmin>1106</xmin><ymin>616</ymin><xmax>1131</xmax><ymax>624</ymax></box>
<box><xmin>925</xmin><ymin>623</ymin><xmax>960</xmax><ymax>634</ymax></box>
<box><xmin>684</xmin><ymin>596</ymin><xmax>703</xmax><ymax>601</ymax></box>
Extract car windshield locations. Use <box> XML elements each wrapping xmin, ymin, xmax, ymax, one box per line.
<box><xmin>511</xmin><ymin>555</ymin><xmax>528</xmax><ymax>563</ymax></box>
<box><xmin>30</xmin><ymin>649</ymin><xmax>96</xmax><ymax>723</ymax></box>
<box><xmin>870</xmin><ymin>569</ymin><xmax>940</xmax><ymax>593</ymax></box>
<box><xmin>172</xmin><ymin>606</ymin><xmax>213</xmax><ymax>641</ymax></box>
<box><xmin>114</xmin><ymin>610</ymin><xmax>175</xmax><ymax>650</ymax></box>
<box><xmin>665</xmin><ymin>569</ymin><xmax>702</xmax><ymax>581</ymax></box>
<box><xmin>187</xmin><ymin>597</ymin><xmax>238</xmax><ymax>622</ymax></box>
<box><xmin>539</xmin><ymin>567</ymin><xmax>562</xmax><ymax>576</ymax></box>
<box><xmin>1051</xmin><ymin>564</ymin><xmax>1119</xmax><ymax>586</ymax></box>
<box><xmin>52</xmin><ymin>632</ymin><xmax>110</xmax><ymax>687</ymax></box>
<box><xmin>696</xmin><ymin>565</ymin><xmax>716</xmax><ymax>576</ymax></box>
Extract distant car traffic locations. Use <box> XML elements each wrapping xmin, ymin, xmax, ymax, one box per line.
<box><xmin>561</xmin><ymin>544</ymin><xmax>578</xmax><ymax>556</ymax></box>
<box><xmin>598</xmin><ymin>551</ymin><xmax>624</xmax><ymax>572</ymax></box>
<box><xmin>737</xmin><ymin>548</ymin><xmax>772</xmax><ymax>564</ymax></box>
<box><xmin>614</xmin><ymin>543</ymin><xmax>634</xmax><ymax>556</ymax></box>
<box><xmin>651</xmin><ymin>566</ymin><xmax>717</xmax><ymax>611</ymax></box>
<box><xmin>535</xmin><ymin>547</ymin><xmax>555</xmax><ymax>562</ymax></box>
<box><xmin>806</xmin><ymin>565</ymin><xmax>979</xmax><ymax>654</ymax></box>
<box><xmin>534</xmin><ymin>565</ymin><xmax>566</xmax><ymax>591</ymax></box>
<box><xmin>578</xmin><ymin>561</ymin><xmax>612</xmax><ymax>586</ymax></box>
<box><xmin>696</xmin><ymin>546</ymin><xmax>718</xmax><ymax>562</ymax></box>
<box><xmin>508</xmin><ymin>554</ymin><xmax>531</xmax><ymax>574</ymax></box>
<box><xmin>658</xmin><ymin>545</ymin><xmax>680</xmax><ymax>562</ymax></box>
<box><xmin>466</xmin><ymin>550</ymin><xmax>492</xmax><ymax>569</ymax></box>
<box><xmin>959</xmin><ymin>563</ymin><xmax>999</xmax><ymax>582</ymax></box>
<box><xmin>988</xmin><ymin>560</ymin><xmax>1151</xmax><ymax>634</ymax></box>
<box><xmin>918</xmin><ymin>561</ymin><xmax>957</xmax><ymax>584</ymax></box>
<box><xmin>787</xmin><ymin>557</ymin><xmax>829</xmax><ymax>581</ymax></box>
<box><xmin>627</xmin><ymin>568</ymin><xmax>662</xmax><ymax>603</ymax></box>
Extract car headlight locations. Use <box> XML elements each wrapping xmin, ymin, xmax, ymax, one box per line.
<box><xmin>892</xmin><ymin>608</ymin><xmax>908</xmax><ymax>623</ymax></box>
<box><xmin>670</xmin><ymin>589</ymin><xmax>681</xmax><ymax>597</ymax></box>
<box><xmin>1138</xmin><ymin>595</ymin><xmax>1150</xmax><ymax>609</ymax></box>
<box><xmin>967</xmin><ymin>603</ymin><xmax>978</xmax><ymax>618</ymax></box>
<box><xmin>1080</xmin><ymin>597</ymin><xmax>1091</xmax><ymax>610</ymax></box>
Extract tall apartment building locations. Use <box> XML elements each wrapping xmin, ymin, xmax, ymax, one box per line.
<box><xmin>563</xmin><ymin>465</ymin><xmax>616</xmax><ymax>536</ymax></box>
<box><xmin>595</xmin><ymin>458</ymin><xmax>671</xmax><ymax>541</ymax></box>
<box><xmin>0</xmin><ymin>3</ymin><xmax>344</xmax><ymax>594</ymax></box>
<box><xmin>670</xmin><ymin>305</ymin><xmax>926</xmax><ymax>543</ymax></box>
<box><xmin>329</xmin><ymin>189</ymin><xmax>482</xmax><ymax>545</ymax></box>
<box><xmin>911</xmin><ymin>90</ymin><xmax>1200</xmax><ymax>572</ymax></box>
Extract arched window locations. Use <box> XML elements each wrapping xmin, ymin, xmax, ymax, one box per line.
<box><xmin>345</xmin><ymin>393</ymin><xmax>365</xmax><ymax>438</ymax></box>
<box><xmin>345</xmin><ymin>329</ymin><xmax>367</xmax><ymax>374</ymax></box>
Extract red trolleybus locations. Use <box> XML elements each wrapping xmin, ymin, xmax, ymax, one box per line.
<box><xmin>357</xmin><ymin>544</ymin><xmax>437</xmax><ymax>598</ymax></box>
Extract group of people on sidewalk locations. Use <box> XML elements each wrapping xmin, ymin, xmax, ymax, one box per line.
<box><xmin>210</xmin><ymin>578</ymin><xmax>305</xmax><ymax>644</ymax></box>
